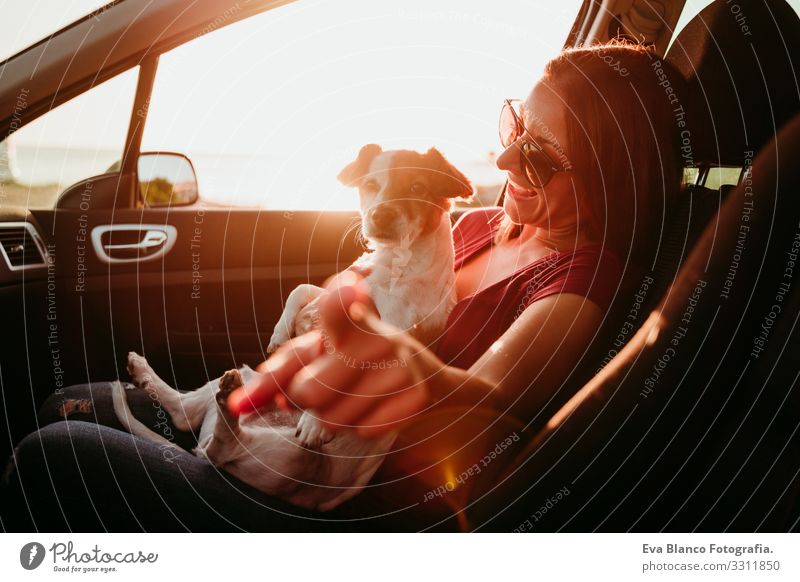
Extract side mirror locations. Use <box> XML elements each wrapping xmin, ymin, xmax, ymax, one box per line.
<box><xmin>137</xmin><ymin>152</ymin><xmax>199</xmax><ymax>207</ymax></box>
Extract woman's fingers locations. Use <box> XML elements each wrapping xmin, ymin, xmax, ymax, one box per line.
<box><xmin>314</xmin><ymin>365</ymin><xmax>412</xmax><ymax>428</ymax></box>
<box><xmin>317</xmin><ymin>273</ymin><xmax>368</xmax><ymax>343</ymax></box>
<box><xmin>228</xmin><ymin>276</ymin><xmax>416</xmax><ymax>430</ymax></box>
<box><xmin>322</xmin><ymin>266</ymin><xmax>370</xmax><ymax>289</ymax></box>
<box><xmin>318</xmin><ymin>279</ymin><xmax>398</xmax><ymax>356</ymax></box>
<box><xmin>284</xmin><ymin>352</ymin><xmax>363</xmax><ymax>410</ymax></box>
<box><xmin>226</xmin><ymin>331</ymin><xmax>323</xmax><ymax>416</ymax></box>
<box><xmin>285</xmin><ymin>314</ymin><xmax>403</xmax><ymax>411</ymax></box>
<box><xmin>353</xmin><ymin>385</ymin><xmax>430</xmax><ymax>439</ymax></box>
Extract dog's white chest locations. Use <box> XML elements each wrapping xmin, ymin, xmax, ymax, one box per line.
<box><xmin>370</xmin><ymin>275</ymin><xmax>455</xmax><ymax>342</ymax></box>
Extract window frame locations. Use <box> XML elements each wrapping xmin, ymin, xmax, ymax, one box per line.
<box><xmin>0</xmin><ymin>0</ymin><xmax>295</xmax><ymax>209</ymax></box>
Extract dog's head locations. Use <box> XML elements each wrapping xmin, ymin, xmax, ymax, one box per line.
<box><xmin>338</xmin><ymin>144</ymin><xmax>472</xmax><ymax>246</ymax></box>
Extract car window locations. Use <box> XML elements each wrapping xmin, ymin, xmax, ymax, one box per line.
<box><xmin>703</xmin><ymin>166</ymin><xmax>741</xmax><ymax>190</ymax></box>
<box><xmin>140</xmin><ymin>0</ymin><xmax>583</xmax><ymax>210</ymax></box>
<box><xmin>0</xmin><ymin>67</ymin><xmax>138</xmax><ymax>209</ymax></box>
<box><xmin>0</xmin><ymin>1</ymin><xmax>111</xmax><ymax>63</ymax></box>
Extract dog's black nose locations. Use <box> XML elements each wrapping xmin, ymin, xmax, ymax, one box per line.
<box><xmin>369</xmin><ymin>206</ymin><xmax>398</xmax><ymax>231</ymax></box>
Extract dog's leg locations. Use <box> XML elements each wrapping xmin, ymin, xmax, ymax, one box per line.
<box><xmin>203</xmin><ymin>369</ymin><xmax>244</xmax><ymax>464</ymax></box>
<box><xmin>296</xmin><ymin>410</ymin><xmax>334</xmax><ymax>449</ymax></box>
<box><xmin>267</xmin><ymin>284</ymin><xmax>326</xmax><ymax>353</ymax></box>
<box><xmin>127</xmin><ymin>352</ymin><xmax>211</xmax><ymax>432</ymax></box>
<box><xmin>109</xmin><ymin>381</ymin><xmax>180</xmax><ymax>449</ymax></box>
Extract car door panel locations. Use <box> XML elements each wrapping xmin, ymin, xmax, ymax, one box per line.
<box><xmin>28</xmin><ymin>207</ymin><xmax>363</xmax><ymax>392</ymax></box>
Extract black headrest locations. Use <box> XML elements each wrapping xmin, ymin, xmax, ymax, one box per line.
<box><xmin>666</xmin><ymin>0</ymin><xmax>800</xmax><ymax>166</ymax></box>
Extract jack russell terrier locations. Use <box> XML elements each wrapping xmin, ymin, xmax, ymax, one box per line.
<box><xmin>111</xmin><ymin>144</ymin><xmax>471</xmax><ymax>510</ymax></box>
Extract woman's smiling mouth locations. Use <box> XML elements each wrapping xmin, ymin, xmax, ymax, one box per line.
<box><xmin>506</xmin><ymin>181</ymin><xmax>538</xmax><ymax>200</ymax></box>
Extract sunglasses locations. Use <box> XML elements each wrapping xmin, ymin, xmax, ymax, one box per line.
<box><xmin>499</xmin><ymin>99</ymin><xmax>565</xmax><ymax>188</ymax></box>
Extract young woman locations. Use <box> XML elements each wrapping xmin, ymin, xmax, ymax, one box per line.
<box><xmin>231</xmin><ymin>41</ymin><xmax>685</xmax><ymax>435</ymax></box>
<box><xmin>2</xmin><ymin>43</ymin><xmax>686</xmax><ymax>531</ymax></box>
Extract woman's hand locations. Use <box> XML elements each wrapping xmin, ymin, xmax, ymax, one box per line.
<box><xmin>227</xmin><ymin>274</ymin><xmax>440</xmax><ymax>438</ymax></box>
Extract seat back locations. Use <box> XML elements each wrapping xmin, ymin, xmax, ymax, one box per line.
<box><xmin>558</xmin><ymin>184</ymin><xmax>722</xmax><ymax>425</ymax></box>
<box><xmin>559</xmin><ymin>0</ymin><xmax>800</xmax><ymax>414</ymax></box>
<box><xmin>666</xmin><ymin>0</ymin><xmax>800</xmax><ymax>166</ymax></box>
<box><xmin>459</xmin><ymin>0</ymin><xmax>800</xmax><ymax>531</ymax></box>
<box><xmin>587</xmin><ymin>0</ymin><xmax>800</xmax><ymax>374</ymax></box>
<box><xmin>467</xmin><ymin>110</ymin><xmax>800</xmax><ymax>532</ymax></box>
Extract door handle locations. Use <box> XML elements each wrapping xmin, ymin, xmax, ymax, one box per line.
<box><xmin>91</xmin><ymin>224</ymin><xmax>177</xmax><ymax>264</ymax></box>
<box><xmin>104</xmin><ymin>229</ymin><xmax>168</xmax><ymax>251</ymax></box>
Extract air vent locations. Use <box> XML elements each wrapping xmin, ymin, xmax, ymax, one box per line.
<box><xmin>0</xmin><ymin>222</ymin><xmax>47</xmax><ymax>270</ymax></box>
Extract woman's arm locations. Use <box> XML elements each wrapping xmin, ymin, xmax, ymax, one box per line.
<box><xmin>228</xmin><ymin>281</ymin><xmax>602</xmax><ymax>437</ymax></box>
<box><xmin>427</xmin><ymin>292</ymin><xmax>603</xmax><ymax>421</ymax></box>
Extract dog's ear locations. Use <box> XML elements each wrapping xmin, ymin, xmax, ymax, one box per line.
<box><xmin>337</xmin><ymin>144</ymin><xmax>383</xmax><ymax>187</ymax></box>
<box><xmin>425</xmin><ymin>147</ymin><xmax>473</xmax><ymax>200</ymax></box>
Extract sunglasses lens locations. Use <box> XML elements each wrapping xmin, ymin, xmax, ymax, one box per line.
<box><xmin>501</xmin><ymin>100</ymin><xmax>563</xmax><ymax>187</ymax></box>
<box><xmin>499</xmin><ymin>103</ymin><xmax>520</xmax><ymax>148</ymax></box>
<box><xmin>521</xmin><ymin>146</ymin><xmax>554</xmax><ymax>187</ymax></box>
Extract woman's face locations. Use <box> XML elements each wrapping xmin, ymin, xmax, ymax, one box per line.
<box><xmin>496</xmin><ymin>81</ymin><xmax>583</xmax><ymax>232</ymax></box>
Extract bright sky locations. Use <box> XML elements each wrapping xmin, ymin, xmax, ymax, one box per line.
<box><xmin>138</xmin><ymin>0</ymin><xmax>585</xmax><ymax>199</ymax></box>
<box><xmin>5</xmin><ymin>0</ymin><xmax>581</xmax><ymax>154</ymax></box>
<box><xmin>5</xmin><ymin>0</ymin><xmax>798</xmax><ymax>208</ymax></box>
<box><xmin>2</xmin><ymin>0</ymin><xmax>585</xmax><ymax>207</ymax></box>
<box><xmin>0</xmin><ymin>0</ymin><xmax>109</xmax><ymax>62</ymax></box>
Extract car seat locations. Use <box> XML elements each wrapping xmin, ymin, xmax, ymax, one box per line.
<box><xmin>457</xmin><ymin>0</ymin><xmax>800</xmax><ymax>531</ymax></box>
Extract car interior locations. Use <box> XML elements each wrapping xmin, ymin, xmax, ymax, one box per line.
<box><xmin>0</xmin><ymin>0</ymin><xmax>798</xmax><ymax>532</ymax></box>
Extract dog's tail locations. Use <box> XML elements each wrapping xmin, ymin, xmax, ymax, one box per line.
<box><xmin>110</xmin><ymin>380</ymin><xmax>179</xmax><ymax>449</ymax></box>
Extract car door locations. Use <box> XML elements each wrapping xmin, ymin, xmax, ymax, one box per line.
<box><xmin>0</xmin><ymin>1</ymin><xmax>364</xmax><ymax>457</ymax></box>
<box><xmin>1</xmin><ymin>0</ymin><xmax>588</xmax><ymax>459</ymax></box>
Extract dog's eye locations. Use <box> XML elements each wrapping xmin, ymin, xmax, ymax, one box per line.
<box><xmin>410</xmin><ymin>182</ymin><xmax>427</xmax><ymax>195</ymax></box>
<box><xmin>362</xmin><ymin>179</ymin><xmax>379</xmax><ymax>193</ymax></box>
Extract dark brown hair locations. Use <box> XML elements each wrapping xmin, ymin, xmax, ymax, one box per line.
<box><xmin>496</xmin><ymin>42</ymin><xmax>687</xmax><ymax>271</ymax></box>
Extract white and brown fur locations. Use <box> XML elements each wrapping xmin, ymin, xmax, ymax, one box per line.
<box><xmin>111</xmin><ymin>144</ymin><xmax>471</xmax><ymax>511</ymax></box>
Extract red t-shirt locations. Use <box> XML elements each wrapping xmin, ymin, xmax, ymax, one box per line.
<box><xmin>433</xmin><ymin>207</ymin><xmax>623</xmax><ymax>369</ymax></box>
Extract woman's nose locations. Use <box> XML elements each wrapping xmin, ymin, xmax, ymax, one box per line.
<box><xmin>495</xmin><ymin>142</ymin><xmax>520</xmax><ymax>173</ymax></box>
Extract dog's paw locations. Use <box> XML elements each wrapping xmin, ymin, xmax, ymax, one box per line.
<box><xmin>127</xmin><ymin>352</ymin><xmax>155</xmax><ymax>388</ymax></box>
<box><xmin>216</xmin><ymin>369</ymin><xmax>244</xmax><ymax>408</ymax></box>
<box><xmin>295</xmin><ymin>411</ymin><xmax>334</xmax><ymax>449</ymax></box>
<box><xmin>266</xmin><ymin>329</ymin><xmax>291</xmax><ymax>355</ymax></box>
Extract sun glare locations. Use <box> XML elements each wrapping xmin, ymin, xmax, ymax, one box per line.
<box><xmin>5</xmin><ymin>0</ymin><xmax>583</xmax><ymax>210</ymax></box>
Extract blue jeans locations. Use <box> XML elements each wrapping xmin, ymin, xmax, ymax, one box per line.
<box><xmin>1</xmin><ymin>383</ymin><xmax>456</xmax><ymax>532</ymax></box>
